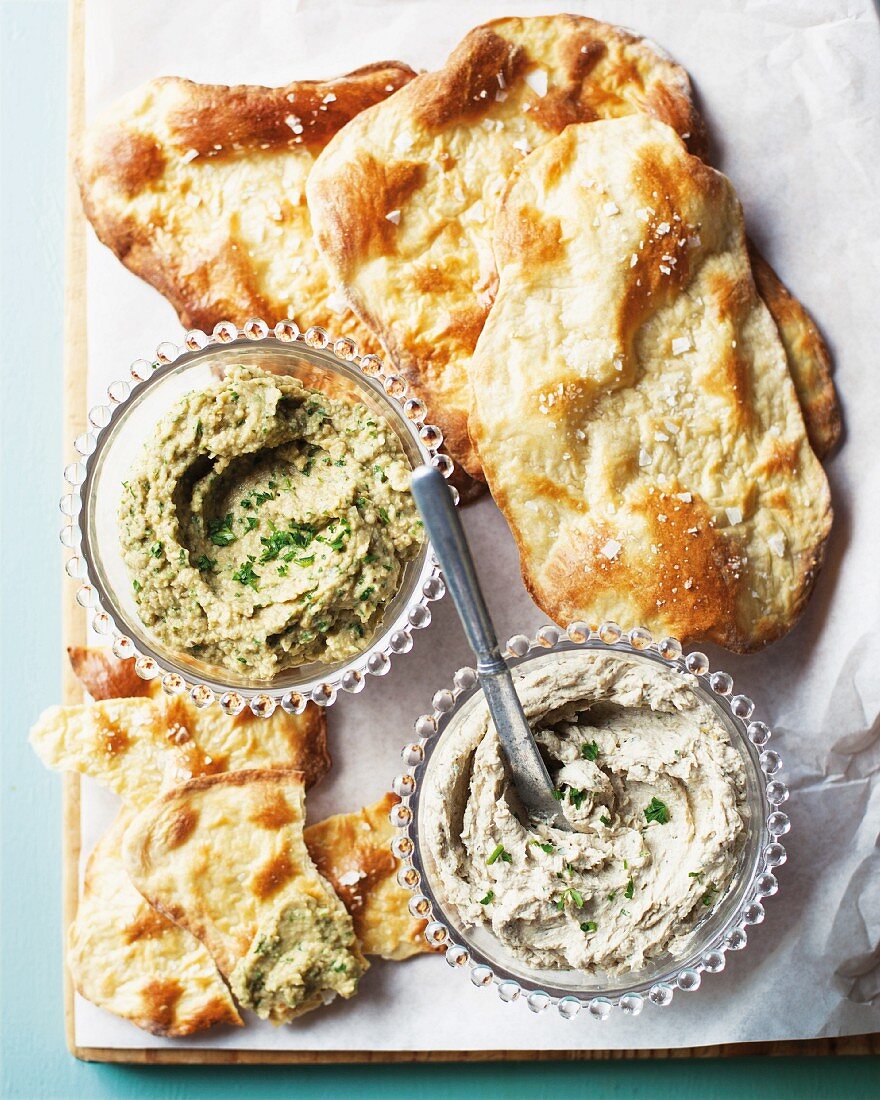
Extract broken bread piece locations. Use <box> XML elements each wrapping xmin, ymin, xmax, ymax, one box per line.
<box><xmin>468</xmin><ymin>116</ymin><xmax>832</xmax><ymax>652</ymax></box>
<box><xmin>123</xmin><ymin>769</ymin><xmax>367</xmax><ymax>1023</ymax></box>
<box><xmin>748</xmin><ymin>246</ymin><xmax>840</xmax><ymax>458</ymax></box>
<box><xmin>68</xmin><ymin>812</ymin><xmax>242</xmax><ymax>1037</ymax></box>
<box><xmin>304</xmin><ymin>792</ymin><xmax>427</xmax><ymax>960</ymax></box>
<box><xmin>75</xmin><ymin>63</ymin><xmax>415</xmax><ymax>347</ymax></box>
<box><xmin>308</xmin><ymin>15</ymin><xmax>706</xmax><ymax>485</ymax></box>
<box><xmin>29</xmin><ymin>691</ymin><xmax>329</xmax><ymax>809</ymax></box>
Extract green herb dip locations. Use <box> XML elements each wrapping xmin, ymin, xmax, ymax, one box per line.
<box><xmin>119</xmin><ymin>364</ymin><xmax>424</xmax><ymax>679</ymax></box>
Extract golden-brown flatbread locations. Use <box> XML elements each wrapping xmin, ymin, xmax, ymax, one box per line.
<box><xmin>68</xmin><ymin>812</ymin><xmax>242</xmax><ymax>1037</ymax></box>
<box><xmin>29</xmin><ymin>690</ymin><xmax>329</xmax><ymax>808</ymax></box>
<box><xmin>304</xmin><ymin>793</ymin><xmax>426</xmax><ymax>961</ymax></box>
<box><xmin>75</xmin><ymin>63</ymin><xmax>415</xmax><ymax>347</ymax></box>
<box><xmin>122</xmin><ymin>769</ymin><xmax>368</xmax><ymax>1023</ymax></box>
<box><xmin>308</xmin><ymin>15</ymin><xmax>706</xmax><ymax>486</ymax></box>
<box><xmin>748</xmin><ymin>246</ymin><xmax>841</xmax><ymax>457</ymax></box>
<box><xmin>468</xmin><ymin>116</ymin><xmax>832</xmax><ymax>652</ymax></box>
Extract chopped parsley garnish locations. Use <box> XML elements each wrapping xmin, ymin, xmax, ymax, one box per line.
<box><xmin>487</xmin><ymin>843</ymin><xmax>511</xmax><ymax>865</ymax></box>
<box><xmin>351</xmin><ymin>623</ymin><xmax>365</xmax><ymax>638</ymax></box>
<box><xmin>232</xmin><ymin>558</ymin><xmax>260</xmax><ymax>590</ymax></box>
<box><xmin>554</xmin><ymin>785</ymin><xmax>586</xmax><ymax>809</ymax></box>
<box><xmin>359</xmin><ymin>586</ymin><xmax>375</xmax><ymax>602</ymax></box>
<box><xmin>568</xmin><ymin>787</ymin><xmax>587</xmax><ymax>810</ymax></box>
<box><xmin>149</xmin><ymin>541</ymin><xmax>163</xmax><ymax>558</ymax></box>
<box><xmin>208</xmin><ymin>514</ymin><xmax>236</xmax><ymax>547</ymax></box>
<box><xmin>688</xmin><ymin>870</ymin><xmax>704</xmax><ymax>881</ymax></box>
<box><xmin>132</xmin><ymin>579</ymin><xmax>142</xmax><ymax>593</ymax></box>
<box><xmin>195</xmin><ymin>555</ymin><xmax>217</xmax><ymax>572</ymax></box>
<box><xmin>293</xmin><ymin>555</ymin><xmax>315</xmax><ymax>566</ymax></box>
<box><xmin>479</xmin><ymin>891</ymin><xmax>494</xmax><ymax>906</ymax></box>
<box><xmin>377</xmin><ymin>506</ymin><xmax>390</xmax><ymax>525</ymax></box>
<box><xmin>624</xmin><ymin>877</ymin><xmax>635</xmax><ymax>900</ymax></box>
<box><xmin>607</xmin><ymin>891</ymin><xmax>616</xmax><ymax>902</ymax></box>
<box><xmin>253</xmin><ymin>490</ymin><xmax>275</xmax><ymax>506</ymax></box>
<box><xmin>243</xmin><ymin>516</ymin><xmax>259</xmax><ymax>532</ymax></box>
<box><xmin>644</xmin><ymin>796</ymin><xmax>670</xmax><ymax>825</ymax></box>
<box><xmin>529</xmin><ymin>840</ymin><xmax>555</xmax><ymax>854</ymax></box>
<box><xmin>702</xmin><ymin>884</ymin><xmax>718</xmax><ymax>907</ymax></box>
<box><xmin>580</xmin><ymin>921</ymin><xmax>598</xmax><ymax>933</ymax></box>
<box><xmin>556</xmin><ymin>886</ymin><xmax>585</xmax><ymax>910</ymax></box>
<box><xmin>317</xmin><ymin>518</ymin><xmax>350</xmax><ymax>551</ymax></box>
<box><xmin>229</xmin><ymin>390</ymin><xmax>239</xmax><ymax>401</ymax></box>
<box><xmin>599</xmin><ymin>814</ymin><xmax>611</xmax><ymax>826</ymax></box>
<box><xmin>373</xmin><ymin>464</ymin><xmax>388</xmax><ymax>482</ymax></box>
<box><xmin>302</xmin><ymin>458</ymin><xmax>314</xmax><ymax>476</ymax></box>
<box><xmin>259</xmin><ymin>524</ymin><xmax>315</xmax><ymax>562</ymax></box>
<box><xmin>331</xmin><ymin>960</ymin><xmax>348</xmax><ymax>973</ymax></box>
<box><xmin>277</xmin><ymin>563</ymin><xmax>289</xmax><ymax>577</ymax></box>
<box><xmin>580</xmin><ymin>740</ymin><xmax>600</xmax><ymax>761</ymax></box>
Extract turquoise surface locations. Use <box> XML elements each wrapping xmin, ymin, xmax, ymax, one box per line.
<box><xmin>0</xmin><ymin>2</ymin><xmax>876</xmax><ymax>1097</ymax></box>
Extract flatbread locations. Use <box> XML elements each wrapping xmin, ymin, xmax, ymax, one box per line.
<box><xmin>308</xmin><ymin>13</ymin><xmax>838</xmax><ymax>491</ymax></box>
<box><xmin>68</xmin><ymin>813</ymin><xmax>242</xmax><ymax>1037</ymax></box>
<box><xmin>304</xmin><ymin>793</ymin><xmax>427</xmax><ymax>961</ymax></box>
<box><xmin>748</xmin><ymin>246</ymin><xmax>841</xmax><ymax>457</ymax></box>
<box><xmin>468</xmin><ymin>116</ymin><xmax>832</xmax><ymax>652</ymax></box>
<box><xmin>308</xmin><ymin>15</ymin><xmax>705</xmax><ymax>486</ymax></box>
<box><xmin>29</xmin><ymin>690</ymin><xmax>329</xmax><ymax>808</ymax></box>
<box><xmin>75</xmin><ymin>63</ymin><xmax>414</xmax><ymax>347</ymax></box>
<box><xmin>122</xmin><ymin>769</ymin><xmax>367</xmax><ymax>1023</ymax></box>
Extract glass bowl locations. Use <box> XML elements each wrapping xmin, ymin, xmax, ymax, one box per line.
<box><xmin>60</xmin><ymin>319</ymin><xmax>452</xmax><ymax>714</ymax></box>
<box><xmin>390</xmin><ymin>622</ymin><xmax>789</xmax><ymax>1020</ymax></box>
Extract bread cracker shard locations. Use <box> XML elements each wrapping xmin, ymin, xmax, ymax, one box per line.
<box><xmin>75</xmin><ymin>62</ymin><xmax>415</xmax><ymax>347</ymax></box>
<box><xmin>122</xmin><ymin>768</ymin><xmax>368</xmax><ymax>1024</ymax></box>
<box><xmin>304</xmin><ymin>792</ymin><xmax>429</xmax><ymax>960</ymax></box>
<box><xmin>29</xmin><ymin>684</ymin><xmax>330</xmax><ymax>809</ymax></box>
<box><xmin>68</xmin><ymin>812</ymin><xmax>242</xmax><ymax>1037</ymax></box>
<box><xmin>468</xmin><ymin>116</ymin><xmax>832</xmax><ymax>653</ymax></box>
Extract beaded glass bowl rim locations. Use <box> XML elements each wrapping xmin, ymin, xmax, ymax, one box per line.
<box><xmin>59</xmin><ymin>318</ymin><xmax>454</xmax><ymax>716</ymax></box>
<box><xmin>389</xmin><ymin>622</ymin><xmax>790</xmax><ymax>1021</ymax></box>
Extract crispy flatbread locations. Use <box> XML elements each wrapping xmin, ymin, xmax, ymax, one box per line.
<box><xmin>748</xmin><ymin>246</ymin><xmax>840</xmax><ymax>457</ymax></box>
<box><xmin>75</xmin><ymin>64</ymin><xmax>414</xmax><ymax>347</ymax></box>
<box><xmin>304</xmin><ymin>793</ymin><xmax>426</xmax><ymax>961</ymax></box>
<box><xmin>68</xmin><ymin>812</ymin><xmax>242</xmax><ymax>1037</ymax></box>
<box><xmin>468</xmin><ymin>116</ymin><xmax>832</xmax><ymax>652</ymax></box>
<box><xmin>308</xmin><ymin>15</ymin><xmax>706</xmax><ymax>485</ymax></box>
<box><xmin>122</xmin><ymin>769</ymin><xmax>367</xmax><ymax>1023</ymax></box>
<box><xmin>29</xmin><ymin>690</ymin><xmax>329</xmax><ymax>808</ymax></box>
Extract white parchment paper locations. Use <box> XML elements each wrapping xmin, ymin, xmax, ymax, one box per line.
<box><xmin>78</xmin><ymin>0</ymin><xmax>880</xmax><ymax>1050</ymax></box>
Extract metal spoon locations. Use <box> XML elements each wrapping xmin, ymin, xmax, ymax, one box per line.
<box><xmin>410</xmin><ymin>466</ymin><xmax>572</xmax><ymax>831</ymax></box>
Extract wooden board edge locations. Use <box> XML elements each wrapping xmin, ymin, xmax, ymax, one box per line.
<box><xmin>68</xmin><ymin>1035</ymin><xmax>880</xmax><ymax>1064</ymax></box>
<box><xmin>60</xmin><ymin>0</ymin><xmax>877</xmax><ymax>1065</ymax></box>
<box><xmin>62</xmin><ymin>0</ymin><xmax>87</xmax><ymax>1063</ymax></box>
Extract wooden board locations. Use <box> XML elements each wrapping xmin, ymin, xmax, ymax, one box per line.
<box><xmin>61</xmin><ymin>0</ymin><xmax>877</xmax><ymax>1064</ymax></box>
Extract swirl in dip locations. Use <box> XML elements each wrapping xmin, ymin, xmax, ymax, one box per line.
<box><xmin>119</xmin><ymin>364</ymin><xmax>423</xmax><ymax>679</ymax></box>
<box><xmin>423</xmin><ymin>652</ymin><xmax>748</xmax><ymax>974</ymax></box>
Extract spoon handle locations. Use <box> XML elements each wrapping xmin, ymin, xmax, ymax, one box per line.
<box><xmin>410</xmin><ymin>467</ymin><xmax>570</xmax><ymax>829</ymax></box>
